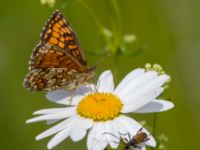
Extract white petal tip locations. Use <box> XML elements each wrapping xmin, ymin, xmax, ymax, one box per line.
<box><xmin>149</xmin><ymin>138</ymin><xmax>157</xmax><ymax>147</ymax></box>
<box><xmin>167</xmin><ymin>102</ymin><xmax>174</xmax><ymax>110</ymax></box>
<box><xmin>153</xmin><ymin>143</ymin><xmax>157</xmax><ymax>147</ymax></box>
<box><xmin>47</xmin><ymin>144</ymin><xmax>53</xmax><ymax>150</ymax></box>
<box><xmin>161</xmin><ymin>74</ymin><xmax>170</xmax><ymax>81</ymax></box>
<box><xmin>25</xmin><ymin>118</ymin><xmax>38</xmax><ymax>124</ymax></box>
<box><xmin>158</xmin><ymin>100</ymin><xmax>174</xmax><ymax>112</ymax></box>
<box><xmin>150</xmin><ymin>141</ymin><xmax>157</xmax><ymax>147</ymax></box>
<box><xmin>33</xmin><ymin>111</ymin><xmax>41</xmax><ymax>115</ymax></box>
<box><xmin>25</xmin><ymin>119</ymin><xmax>32</xmax><ymax>124</ymax></box>
<box><xmin>104</xmin><ymin>70</ymin><xmax>111</xmax><ymax>73</ymax></box>
<box><xmin>35</xmin><ymin>136</ymin><xmax>42</xmax><ymax>141</ymax></box>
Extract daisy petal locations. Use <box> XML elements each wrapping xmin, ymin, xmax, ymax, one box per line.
<box><xmin>115</xmin><ymin>68</ymin><xmax>145</xmax><ymax>94</ymax></box>
<box><xmin>133</xmin><ymin>100</ymin><xmax>174</xmax><ymax>113</ymax></box>
<box><xmin>87</xmin><ymin>123</ymin><xmax>108</xmax><ymax>150</ymax></box>
<box><xmin>117</xmin><ymin>115</ymin><xmax>141</xmax><ymax>136</ymax></box>
<box><xmin>135</xmin><ymin>146</ymin><xmax>146</xmax><ymax>150</ymax></box>
<box><xmin>70</xmin><ymin>117</ymin><xmax>93</xmax><ymax>141</ymax></box>
<box><xmin>46</xmin><ymin>85</ymin><xmax>91</xmax><ymax>105</ymax></box>
<box><xmin>141</xmin><ymin>147</ymin><xmax>146</xmax><ymax>150</ymax></box>
<box><xmin>46</xmin><ymin>90</ymin><xmax>69</xmax><ymax>105</ymax></box>
<box><xmin>145</xmin><ymin>135</ymin><xmax>156</xmax><ymax>147</ymax></box>
<box><xmin>47</xmin><ymin>116</ymin><xmax>80</xmax><ymax>149</ymax></box>
<box><xmin>122</xmin><ymin>74</ymin><xmax>169</xmax><ymax>112</ymax></box>
<box><xmin>36</xmin><ymin>115</ymin><xmax>79</xmax><ymax>140</ymax></box>
<box><xmin>26</xmin><ymin>114</ymin><xmax>68</xmax><ymax>124</ymax></box>
<box><xmin>132</xmin><ymin>145</ymin><xmax>145</xmax><ymax>150</ymax></box>
<box><xmin>138</xmin><ymin>128</ymin><xmax>156</xmax><ymax>147</ymax></box>
<box><xmin>91</xmin><ymin>140</ymin><xmax>107</xmax><ymax>150</ymax></box>
<box><xmin>33</xmin><ymin>107</ymin><xmax>76</xmax><ymax>115</ymax></box>
<box><xmin>108</xmin><ymin>120</ymin><xmax>120</xmax><ymax>149</ymax></box>
<box><xmin>116</xmin><ymin>71</ymin><xmax>158</xmax><ymax>98</ymax></box>
<box><xmin>97</xmin><ymin>70</ymin><xmax>114</xmax><ymax>92</ymax></box>
<box><xmin>26</xmin><ymin>107</ymin><xmax>76</xmax><ymax>123</ymax></box>
<box><xmin>122</xmin><ymin>88</ymin><xmax>164</xmax><ymax>113</ymax></box>
<box><xmin>87</xmin><ymin>125</ymin><xmax>97</xmax><ymax>150</ymax></box>
<box><xmin>46</xmin><ymin>120</ymin><xmax>60</xmax><ymax>125</ymax></box>
<box><xmin>118</xmin><ymin>116</ymin><xmax>156</xmax><ymax>147</ymax></box>
<box><xmin>104</xmin><ymin>121</ymin><xmax>119</xmax><ymax>149</ymax></box>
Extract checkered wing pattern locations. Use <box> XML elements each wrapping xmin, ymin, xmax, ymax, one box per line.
<box><xmin>30</xmin><ymin>10</ymin><xmax>87</xmax><ymax>70</ymax></box>
<box><xmin>23</xmin><ymin>10</ymin><xmax>95</xmax><ymax>91</ymax></box>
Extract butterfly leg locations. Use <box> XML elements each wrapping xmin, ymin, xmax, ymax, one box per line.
<box><xmin>68</xmin><ymin>90</ymin><xmax>73</xmax><ymax>105</ymax></box>
<box><xmin>91</xmin><ymin>77</ymin><xmax>98</xmax><ymax>93</ymax></box>
<box><xmin>88</xmin><ymin>85</ymin><xmax>93</xmax><ymax>93</ymax></box>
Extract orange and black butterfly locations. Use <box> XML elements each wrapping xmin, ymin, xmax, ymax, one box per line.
<box><xmin>23</xmin><ymin>10</ymin><xmax>95</xmax><ymax>91</ymax></box>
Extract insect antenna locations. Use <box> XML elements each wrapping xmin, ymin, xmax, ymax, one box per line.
<box><xmin>93</xmin><ymin>52</ymin><xmax>112</xmax><ymax>69</ymax></box>
<box><xmin>89</xmin><ymin>52</ymin><xmax>111</xmax><ymax>92</ymax></box>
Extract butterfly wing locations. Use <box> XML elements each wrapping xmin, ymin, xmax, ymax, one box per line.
<box><xmin>24</xmin><ymin>10</ymin><xmax>93</xmax><ymax>91</ymax></box>
<box><xmin>29</xmin><ymin>43</ymin><xmax>87</xmax><ymax>72</ymax></box>
<box><xmin>24</xmin><ymin>68</ymin><xmax>81</xmax><ymax>91</ymax></box>
<box><xmin>25</xmin><ymin>43</ymin><xmax>89</xmax><ymax>91</ymax></box>
<box><xmin>41</xmin><ymin>10</ymin><xmax>86</xmax><ymax>65</ymax></box>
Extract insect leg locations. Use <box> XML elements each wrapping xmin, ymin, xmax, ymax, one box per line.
<box><xmin>127</xmin><ymin>133</ymin><xmax>131</xmax><ymax>141</ymax></box>
<box><xmin>123</xmin><ymin>137</ymin><xmax>129</xmax><ymax>143</ymax></box>
<box><xmin>103</xmin><ymin>132</ymin><xmax>120</xmax><ymax>140</ymax></box>
<box><xmin>134</xmin><ymin>145</ymin><xmax>142</xmax><ymax>150</ymax></box>
<box><xmin>118</xmin><ymin>132</ymin><xmax>131</xmax><ymax>143</ymax></box>
<box><xmin>103</xmin><ymin>132</ymin><xmax>120</xmax><ymax>144</ymax></box>
<box><xmin>95</xmin><ymin>80</ymin><xmax>101</xmax><ymax>92</ymax></box>
<box><xmin>144</xmin><ymin>137</ymin><xmax>150</xmax><ymax>142</ymax></box>
<box><xmin>68</xmin><ymin>90</ymin><xmax>73</xmax><ymax>105</ymax></box>
<box><xmin>118</xmin><ymin>132</ymin><xmax>130</xmax><ymax>138</ymax></box>
<box><xmin>137</xmin><ymin>127</ymin><xmax>143</xmax><ymax>134</ymax></box>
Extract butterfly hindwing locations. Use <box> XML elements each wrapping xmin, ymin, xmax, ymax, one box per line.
<box><xmin>24</xmin><ymin>68</ymin><xmax>80</xmax><ymax>91</ymax></box>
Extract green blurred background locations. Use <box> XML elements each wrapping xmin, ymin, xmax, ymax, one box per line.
<box><xmin>0</xmin><ymin>0</ymin><xmax>199</xmax><ymax>150</ymax></box>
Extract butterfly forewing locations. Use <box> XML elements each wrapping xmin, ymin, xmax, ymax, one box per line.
<box><xmin>30</xmin><ymin>44</ymin><xmax>87</xmax><ymax>72</ymax></box>
<box><xmin>41</xmin><ymin>10</ymin><xmax>87</xmax><ymax>65</ymax></box>
<box><xmin>24</xmin><ymin>10</ymin><xmax>95</xmax><ymax>91</ymax></box>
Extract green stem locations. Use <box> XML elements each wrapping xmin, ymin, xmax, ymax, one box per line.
<box><xmin>152</xmin><ymin>113</ymin><xmax>157</xmax><ymax>136</ymax></box>
<box><xmin>76</xmin><ymin>0</ymin><xmax>113</xmax><ymax>52</ymax></box>
<box><xmin>113</xmin><ymin>51</ymin><xmax>120</xmax><ymax>82</ymax></box>
<box><xmin>76</xmin><ymin>0</ymin><xmax>102</xmax><ymax>30</ymax></box>
<box><xmin>151</xmin><ymin>113</ymin><xmax>157</xmax><ymax>150</ymax></box>
<box><xmin>111</xmin><ymin>0</ymin><xmax>121</xmax><ymax>46</ymax></box>
<box><xmin>107</xmin><ymin>0</ymin><xmax>121</xmax><ymax>53</ymax></box>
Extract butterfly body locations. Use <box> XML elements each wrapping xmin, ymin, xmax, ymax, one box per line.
<box><xmin>23</xmin><ymin>10</ymin><xmax>95</xmax><ymax>91</ymax></box>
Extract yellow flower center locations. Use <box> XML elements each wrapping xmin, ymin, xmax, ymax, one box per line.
<box><xmin>77</xmin><ymin>93</ymin><xmax>123</xmax><ymax>121</ymax></box>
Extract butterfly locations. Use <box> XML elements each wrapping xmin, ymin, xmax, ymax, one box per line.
<box><xmin>23</xmin><ymin>10</ymin><xmax>95</xmax><ymax>91</ymax></box>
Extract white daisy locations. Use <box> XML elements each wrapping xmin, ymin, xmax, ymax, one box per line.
<box><xmin>26</xmin><ymin>68</ymin><xmax>174</xmax><ymax>150</ymax></box>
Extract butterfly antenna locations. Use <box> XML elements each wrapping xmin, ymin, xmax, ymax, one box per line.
<box><xmin>93</xmin><ymin>52</ymin><xmax>112</xmax><ymax>68</ymax></box>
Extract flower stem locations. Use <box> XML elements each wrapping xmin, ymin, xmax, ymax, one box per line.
<box><xmin>152</xmin><ymin>113</ymin><xmax>157</xmax><ymax>136</ymax></box>
<box><xmin>151</xmin><ymin>113</ymin><xmax>157</xmax><ymax>150</ymax></box>
<box><xmin>111</xmin><ymin>0</ymin><xmax>121</xmax><ymax>47</ymax></box>
<box><xmin>107</xmin><ymin>0</ymin><xmax>122</xmax><ymax>53</ymax></box>
<box><xmin>76</xmin><ymin>0</ymin><xmax>103</xmax><ymax>30</ymax></box>
<box><xmin>113</xmin><ymin>51</ymin><xmax>120</xmax><ymax>82</ymax></box>
<box><xmin>75</xmin><ymin>0</ymin><xmax>113</xmax><ymax>51</ymax></box>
